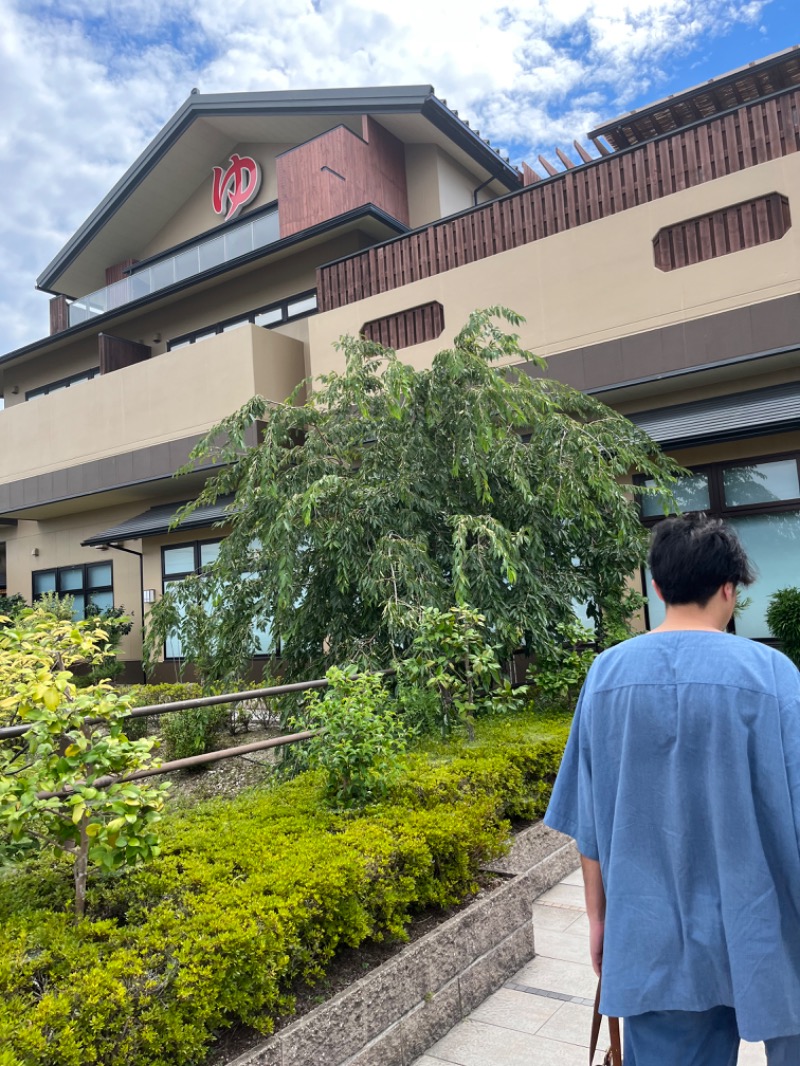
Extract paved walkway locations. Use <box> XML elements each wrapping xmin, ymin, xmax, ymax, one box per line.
<box><xmin>412</xmin><ymin>866</ymin><xmax>767</xmax><ymax>1066</ymax></box>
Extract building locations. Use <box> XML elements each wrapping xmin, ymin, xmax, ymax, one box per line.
<box><xmin>1</xmin><ymin>48</ymin><xmax>799</xmax><ymax>677</ymax></box>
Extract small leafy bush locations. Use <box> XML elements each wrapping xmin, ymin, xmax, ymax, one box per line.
<box><xmin>0</xmin><ymin>609</ymin><xmax>168</xmax><ymax>919</ymax></box>
<box><xmin>298</xmin><ymin>667</ymin><xmax>408</xmax><ymax>808</ymax></box>
<box><xmin>766</xmin><ymin>587</ymin><xmax>800</xmax><ymax>668</ymax></box>
<box><xmin>397</xmin><ymin>606</ymin><xmax>521</xmax><ymax>739</ymax></box>
<box><xmin>121</xmin><ymin>683</ymin><xmax>203</xmax><ymax>739</ymax></box>
<box><xmin>160</xmin><ymin>705</ymin><xmax>229</xmax><ymax>762</ymax></box>
<box><xmin>0</xmin><ymin>594</ymin><xmax>26</xmax><ymax>626</ymax></box>
<box><xmin>527</xmin><ymin>619</ymin><xmax>597</xmax><ymax>706</ymax></box>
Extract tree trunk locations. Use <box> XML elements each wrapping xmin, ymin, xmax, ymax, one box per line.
<box><xmin>74</xmin><ymin>819</ymin><xmax>89</xmax><ymax>921</ymax></box>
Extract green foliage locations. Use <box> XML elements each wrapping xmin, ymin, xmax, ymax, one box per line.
<box><xmin>0</xmin><ymin>609</ymin><xmax>169</xmax><ymax>919</ymax></box>
<box><xmin>144</xmin><ymin>307</ymin><xmax>681</xmax><ymax>682</ymax></box>
<box><xmin>527</xmin><ymin>619</ymin><xmax>598</xmax><ymax>706</ymax></box>
<box><xmin>766</xmin><ymin>587</ymin><xmax>800</xmax><ymax>668</ymax></box>
<box><xmin>35</xmin><ymin>591</ymin><xmax>75</xmax><ymax>620</ymax></box>
<box><xmin>0</xmin><ymin>704</ymin><xmax>568</xmax><ymax>1066</ymax></box>
<box><xmin>397</xmin><ymin>605</ymin><xmax>524</xmax><ymax>738</ymax></box>
<box><xmin>160</xmin><ymin>705</ymin><xmax>229</xmax><ymax>762</ymax></box>
<box><xmin>120</xmin><ymin>683</ymin><xmax>204</xmax><ymax>739</ymax></box>
<box><xmin>0</xmin><ymin>595</ymin><xmax>26</xmax><ymax>627</ymax></box>
<box><xmin>297</xmin><ymin>667</ymin><xmax>408</xmax><ymax>808</ymax></box>
<box><xmin>74</xmin><ymin>604</ymin><xmax>133</xmax><ymax>687</ymax></box>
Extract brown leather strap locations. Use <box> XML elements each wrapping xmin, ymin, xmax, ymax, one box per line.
<box><xmin>590</xmin><ymin>978</ymin><xmax>623</xmax><ymax>1064</ymax></box>
<box><xmin>589</xmin><ymin>980</ymin><xmax>603</xmax><ymax>1063</ymax></box>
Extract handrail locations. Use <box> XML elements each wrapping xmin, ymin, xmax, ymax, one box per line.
<box><xmin>0</xmin><ymin>677</ymin><xmax>333</xmax><ymax>741</ymax></box>
<box><xmin>35</xmin><ymin>728</ymin><xmax>321</xmax><ymax>800</ymax></box>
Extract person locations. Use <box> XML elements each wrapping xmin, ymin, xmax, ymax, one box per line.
<box><xmin>544</xmin><ymin>513</ymin><xmax>800</xmax><ymax>1065</ymax></box>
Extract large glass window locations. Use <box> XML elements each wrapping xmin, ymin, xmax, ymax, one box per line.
<box><xmin>161</xmin><ymin>540</ymin><xmax>275</xmax><ymax>659</ymax></box>
<box><xmin>32</xmin><ymin>563</ymin><xmax>114</xmax><ymax>620</ymax></box>
<box><xmin>640</xmin><ymin>452</ymin><xmax>800</xmax><ymax>640</ymax></box>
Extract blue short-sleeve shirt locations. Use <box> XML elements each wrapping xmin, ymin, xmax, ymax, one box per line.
<box><xmin>545</xmin><ymin>631</ymin><xmax>800</xmax><ymax>1041</ymax></box>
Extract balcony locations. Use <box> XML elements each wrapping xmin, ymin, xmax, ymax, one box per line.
<box><xmin>0</xmin><ymin>326</ymin><xmax>304</xmax><ymax>509</ymax></box>
<box><xmin>68</xmin><ymin>208</ymin><xmax>280</xmax><ymax>327</ymax></box>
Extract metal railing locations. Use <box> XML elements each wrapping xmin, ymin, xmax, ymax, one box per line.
<box><xmin>0</xmin><ymin>674</ymin><xmax>346</xmax><ymax>799</ymax></box>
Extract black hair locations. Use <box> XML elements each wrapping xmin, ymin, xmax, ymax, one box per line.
<box><xmin>647</xmin><ymin>513</ymin><xmax>756</xmax><ymax>607</ymax></box>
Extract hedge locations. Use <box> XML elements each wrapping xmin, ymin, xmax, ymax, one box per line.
<box><xmin>0</xmin><ymin>708</ymin><xmax>569</xmax><ymax>1066</ymax></box>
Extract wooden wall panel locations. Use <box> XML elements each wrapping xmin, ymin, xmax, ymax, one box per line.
<box><xmin>652</xmin><ymin>193</ymin><xmax>791</xmax><ymax>271</ymax></box>
<box><xmin>49</xmin><ymin>295</ymin><xmax>70</xmax><ymax>336</ymax></box>
<box><xmin>98</xmin><ymin>334</ymin><xmax>151</xmax><ymax>374</ymax></box>
<box><xmin>318</xmin><ymin>88</ymin><xmax>800</xmax><ymax>311</ymax></box>
<box><xmin>277</xmin><ymin>118</ymin><xmax>409</xmax><ymax>239</ymax></box>
<box><xmin>361</xmin><ymin>301</ymin><xmax>444</xmax><ymax>350</ymax></box>
<box><xmin>105</xmin><ymin>259</ymin><xmax>139</xmax><ymax>285</ymax></box>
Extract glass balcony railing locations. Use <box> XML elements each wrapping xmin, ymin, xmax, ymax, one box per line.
<box><xmin>68</xmin><ymin>208</ymin><xmax>280</xmax><ymax>327</ymax></box>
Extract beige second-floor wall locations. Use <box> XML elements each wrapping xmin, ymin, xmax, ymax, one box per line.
<box><xmin>0</xmin><ymin>326</ymin><xmax>305</xmax><ymax>485</ymax></box>
<box><xmin>308</xmin><ymin>150</ymin><xmax>800</xmax><ymax>379</ymax></box>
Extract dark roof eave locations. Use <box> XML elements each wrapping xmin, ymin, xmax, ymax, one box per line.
<box><xmin>81</xmin><ymin>495</ymin><xmax>237</xmax><ymax>547</ymax></box>
<box><xmin>37</xmin><ymin>85</ymin><xmax>519</xmax><ymax>292</ymax></box>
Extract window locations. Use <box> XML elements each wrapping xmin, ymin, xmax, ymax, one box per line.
<box><xmin>26</xmin><ymin>367</ymin><xmax>100</xmax><ymax>401</ymax></box>
<box><xmin>161</xmin><ymin>540</ymin><xmax>275</xmax><ymax>659</ymax></box>
<box><xmin>32</xmin><ymin>562</ymin><xmax>114</xmax><ymax>620</ymax></box>
<box><xmin>639</xmin><ymin>452</ymin><xmax>800</xmax><ymax>639</ymax></box>
<box><xmin>166</xmin><ymin>289</ymin><xmax>318</xmax><ymax>351</ymax></box>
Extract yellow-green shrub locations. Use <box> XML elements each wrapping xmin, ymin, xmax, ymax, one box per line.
<box><xmin>0</xmin><ymin>709</ymin><xmax>569</xmax><ymax>1066</ymax></box>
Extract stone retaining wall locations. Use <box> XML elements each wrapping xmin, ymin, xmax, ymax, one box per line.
<box><xmin>230</xmin><ymin>823</ymin><xmax>578</xmax><ymax>1066</ymax></box>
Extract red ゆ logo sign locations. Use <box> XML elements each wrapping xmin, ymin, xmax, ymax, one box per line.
<box><xmin>211</xmin><ymin>154</ymin><xmax>262</xmax><ymax>222</ymax></box>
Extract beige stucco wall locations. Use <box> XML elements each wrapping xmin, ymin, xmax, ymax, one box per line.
<box><xmin>3</xmin><ymin>336</ymin><xmax>100</xmax><ymax>407</ymax></box>
<box><xmin>138</xmin><ymin>142</ymin><xmax>292</xmax><ymax>262</ymax></box>
<box><xmin>0</xmin><ymin>326</ymin><xmax>305</xmax><ymax>484</ymax></box>
<box><xmin>405</xmin><ymin>144</ymin><xmax>442</xmax><ymax>228</ymax></box>
<box><xmin>4</xmin><ymin>510</ymin><xmax>146</xmax><ymax>661</ymax></box>
<box><xmin>308</xmin><ymin>150</ymin><xmax>800</xmax><ymax>379</ymax></box>
<box><xmin>2</xmin><ymin>503</ymin><xmax>238</xmax><ymax>664</ymax></box>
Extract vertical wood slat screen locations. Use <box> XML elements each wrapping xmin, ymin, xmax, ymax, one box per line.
<box><xmin>360</xmin><ymin>301</ymin><xmax>444</xmax><ymax>349</ymax></box>
<box><xmin>318</xmin><ymin>89</ymin><xmax>800</xmax><ymax>311</ymax></box>
<box><xmin>653</xmin><ymin>193</ymin><xmax>791</xmax><ymax>271</ymax></box>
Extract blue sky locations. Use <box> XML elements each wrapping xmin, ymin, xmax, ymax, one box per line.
<box><xmin>0</xmin><ymin>0</ymin><xmax>797</xmax><ymax>357</ymax></box>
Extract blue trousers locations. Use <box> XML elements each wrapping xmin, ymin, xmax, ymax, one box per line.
<box><xmin>625</xmin><ymin>1007</ymin><xmax>800</xmax><ymax>1065</ymax></box>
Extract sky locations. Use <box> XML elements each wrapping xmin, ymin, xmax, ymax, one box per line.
<box><xmin>0</xmin><ymin>0</ymin><xmax>797</xmax><ymax>358</ymax></box>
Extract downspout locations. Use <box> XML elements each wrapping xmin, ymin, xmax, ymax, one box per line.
<box><xmin>472</xmin><ymin>176</ymin><xmax>494</xmax><ymax>206</ymax></box>
<box><xmin>98</xmin><ymin>542</ymin><xmax>146</xmax><ymax>683</ymax></box>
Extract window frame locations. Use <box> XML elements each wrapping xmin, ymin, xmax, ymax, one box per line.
<box><xmin>160</xmin><ymin>539</ymin><xmax>277</xmax><ymax>660</ymax></box>
<box><xmin>166</xmin><ymin>289</ymin><xmax>318</xmax><ymax>351</ymax></box>
<box><xmin>32</xmin><ymin>562</ymin><xmax>114</xmax><ymax>618</ymax></box>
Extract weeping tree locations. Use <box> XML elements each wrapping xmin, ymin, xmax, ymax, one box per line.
<box><xmin>144</xmin><ymin>308</ymin><xmax>681</xmax><ymax>684</ymax></box>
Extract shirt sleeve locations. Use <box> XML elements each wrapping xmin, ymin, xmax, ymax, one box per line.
<box><xmin>777</xmin><ymin>659</ymin><xmax>800</xmax><ymax>861</ymax></box>
<box><xmin>544</xmin><ymin>684</ymin><xmax>599</xmax><ymax>860</ymax></box>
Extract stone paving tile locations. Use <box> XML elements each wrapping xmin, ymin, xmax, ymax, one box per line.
<box><xmin>531</xmin><ymin>902</ymin><xmax>582</xmax><ymax>932</ymax></box>
<box><xmin>424</xmin><ymin>1018</ymin><xmax>588</xmax><ymax>1066</ymax></box>
<box><xmin>515</xmin><ymin>954</ymin><xmax>599</xmax><ymax>1000</ymax></box>
<box><xmin>532</xmin><ymin>926</ymin><xmax>594</xmax><ymax>965</ymax></box>
<box><xmin>560</xmin><ymin>868</ymin><xmax>584</xmax><ymax>888</ymax></box>
<box><xmin>411</xmin><ymin>867</ymin><xmax>769</xmax><ymax>1066</ymax></box>
<box><xmin>533</xmin><ymin>882</ymin><xmax>585</xmax><ymax>908</ymax></box>
<box><xmin>469</xmin><ymin>987</ymin><xmax>560</xmax><ymax>1035</ymax></box>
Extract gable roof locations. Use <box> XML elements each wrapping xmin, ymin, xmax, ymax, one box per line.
<box><xmin>38</xmin><ymin>86</ymin><xmax>521</xmax><ymax>298</ymax></box>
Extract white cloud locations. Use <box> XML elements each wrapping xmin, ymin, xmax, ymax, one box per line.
<box><xmin>0</xmin><ymin>0</ymin><xmax>777</xmax><ymax>355</ymax></box>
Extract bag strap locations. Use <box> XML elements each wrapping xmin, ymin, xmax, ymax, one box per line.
<box><xmin>590</xmin><ymin>978</ymin><xmax>623</xmax><ymax>1065</ymax></box>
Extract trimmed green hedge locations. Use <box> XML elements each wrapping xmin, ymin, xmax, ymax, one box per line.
<box><xmin>0</xmin><ymin>709</ymin><xmax>569</xmax><ymax>1066</ymax></box>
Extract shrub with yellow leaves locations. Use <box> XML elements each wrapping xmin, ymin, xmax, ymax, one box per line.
<box><xmin>0</xmin><ymin>608</ymin><xmax>169</xmax><ymax>919</ymax></box>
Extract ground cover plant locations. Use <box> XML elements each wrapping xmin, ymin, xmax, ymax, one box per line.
<box><xmin>0</xmin><ymin>700</ymin><xmax>570</xmax><ymax>1066</ymax></box>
